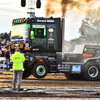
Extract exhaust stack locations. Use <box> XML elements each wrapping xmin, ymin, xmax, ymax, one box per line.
<box><xmin>62</xmin><ymin>19</ymin><xmax>65</xmax><ymax>57</ymax></box>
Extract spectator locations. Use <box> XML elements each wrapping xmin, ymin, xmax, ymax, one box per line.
<box><xmin>0</xmin><ymin>38</ymin><xmax>2</xmax><ymax>50</ymax></box>
<box><xmin>0</xmin><ymin>50</ymin><xmax>2</xmax><ymax>57</ymax></box>
<box><xmin>3</xmin><ymin>39</ymin><xmax>6</xmax><ymax>44</ymax></box>
<box><xmin>71</xmin><ymin>41</ymin><xmax>76</xmax><ymax>52</ymax></box>
<box><xmin>5</xmin><ymin>40</ymin><xmax>10</xmax><ymax>49</ymax></box>
<box><xmin>4</xmin><ymin>48</ymin><xmax>10</xmax><ymax>70</ymax></box>
<box><xmin>1</xmin><ymin>48</ymin><xmax>5</xmax><ymax>57</ymax></box>
<box><xmin>1</xmin><ymin>39</ymin><xmax>6</xmax><ymax>48</ymax></box>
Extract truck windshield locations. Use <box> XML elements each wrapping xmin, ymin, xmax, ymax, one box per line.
<box><xmin>11</xmin><ymin>24</ymin><xmax>26</xmax><ymax>39</ymax></box>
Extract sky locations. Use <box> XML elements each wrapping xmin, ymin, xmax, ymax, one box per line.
<box><xmin>0</xmin><ymin>0</ymin><xmax>100</xmax><ymax>41</ymax></box>
<box><xmin>0</xmin><ymin>0</ymin><xmax>46</xmax><ymax>33</ymax></box>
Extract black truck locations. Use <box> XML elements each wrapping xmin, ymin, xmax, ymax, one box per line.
<box><xmin>9</xmin><ymin>16</ymin><xmax>100</xmax><ymax>81</ymax></box>
<box><xmin>9</xmin><ymin>0</ymin><xmax>100</xmax><ymax>81</ymax></box>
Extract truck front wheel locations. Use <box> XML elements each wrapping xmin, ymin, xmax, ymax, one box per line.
<box><xmin>32</xmin><ymin>62</ymin><xmax>48</xmax><ymax>78</ymax></box>
<box><xmin>83</xmin><ymin>61</ymin><xmax>100</xmax><ymax>81</ymax></box>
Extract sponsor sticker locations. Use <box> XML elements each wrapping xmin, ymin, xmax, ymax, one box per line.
<box><xmin>72</xmin><ymin>65</ymin><xmax>81</xmax><ymax>73</ymax></box>
<box><xmin>48</xmin><ymin>28</ymin><xmax>54</xmax><ymax>32</ymax></box>
<box><xmin>84</xmin><ymin>48</ymin><xmax>94</xmax><ymax>52</ymax></box>
<box><xmin>82</xmin><ymin>53</ymin><xmax>93</xmax><ymax>57</ymax></box>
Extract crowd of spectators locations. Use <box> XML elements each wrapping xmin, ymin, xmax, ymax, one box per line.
<box><xmin>0</xmin><ymin>38</ymin><xmax>10</xmax><ymax>70</ymax></box>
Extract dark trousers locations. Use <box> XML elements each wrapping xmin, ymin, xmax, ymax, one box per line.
<box><xmin>12</xmin><ymin>70</ymin><xmax>23</xmax><ymax>90</ymax></box>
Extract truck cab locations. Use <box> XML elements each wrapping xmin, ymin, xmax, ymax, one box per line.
<box><xmin>10</xmin><ymin>17</ymin><xmax>62</xmax><ymax>79</ymax></box>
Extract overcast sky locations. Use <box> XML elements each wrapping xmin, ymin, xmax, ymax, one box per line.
<box><xmin>0</xmin><ymin>0</ymin><xmax>100</xmax><ymax>41</ymax></box>
<box><xmin>0</xmin><ymin>0</ymin><xmax>46</xmax><ymax>33</ymax></box>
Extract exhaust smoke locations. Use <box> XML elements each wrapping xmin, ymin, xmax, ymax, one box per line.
<box><xmin>45</xmin><ymin>0</ymin><xmax>99</xmax><ymax>18</ymax></box>
<box><xmin>45</xmin><ymin>0</ymin><xmax>100</xmax><ymax>57</ymax></box>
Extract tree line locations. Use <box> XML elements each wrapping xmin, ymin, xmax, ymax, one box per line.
<box><xmin>65</xmin><ymin>17</ymin><xmax>100</xmax><ymax>45</ymax></box>
<box><xmin>0</xmin><ymin>31</ymin><xmax>11</xmax><ymax>41</ymax></box>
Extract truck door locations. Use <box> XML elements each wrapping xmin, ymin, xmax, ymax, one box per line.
<box><xmin>30</xmin><ymin>24</ymin><xmax>47</xmax><ymax>51</ymax></box>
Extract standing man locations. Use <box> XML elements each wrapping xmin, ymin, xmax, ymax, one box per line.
<box><xmin>11</xmin><ymin>48</ymin><xmax>25</xmax><ymax>91</ymax></box>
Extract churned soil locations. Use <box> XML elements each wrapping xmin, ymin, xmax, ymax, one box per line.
<box><xmin>0</xmin><ymin>73</ymin><xmax>100</xmax><ymax>99</ymax></box>
<box><xmin>0</xmin><ymin>73</ymin><xmax>100</xmax><ymax>89</ymax></box>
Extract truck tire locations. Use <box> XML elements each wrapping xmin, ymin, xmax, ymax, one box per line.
<box><xmin>32</xmin><ymin>62</ymin><xmax>48</xmax><ymax>78</ymax></box>
<box><xmin>83</xmin><ymin>61</ymin><xmax>100</xmax><ymax>81</ymax></box>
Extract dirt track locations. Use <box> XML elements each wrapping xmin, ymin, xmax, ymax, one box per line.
<box><xmin>0</xmin><ymin>73</ymin><xmax>100</xmax><ymax>99</ymax></box>
<box><xmin>0</xmin><ymin>73</ymin><xmax>100</xmax><ymax>88</ymax></box>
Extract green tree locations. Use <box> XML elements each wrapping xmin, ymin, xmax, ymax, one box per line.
<box><xmin>0</xmin><ymin>31</ymin><xmax>11</xmax><ymax>41</ymax></box>
<box><xmin>79</xmin><ymin>18</ymin><xmax>100</xmax><ymax>44</ymax></box>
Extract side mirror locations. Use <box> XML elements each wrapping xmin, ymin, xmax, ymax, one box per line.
<box><xmin>21</xmin><ymin>0</ymin><xmax>26</xmax><ymax>7</ymax></box>
<box><xmin>30</xmin><ymin>31</ymin><xmax>34</xmax><ymax>39</ymax></box>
